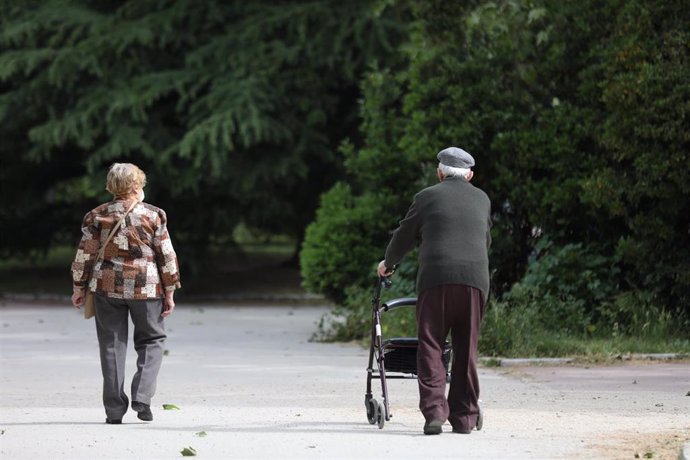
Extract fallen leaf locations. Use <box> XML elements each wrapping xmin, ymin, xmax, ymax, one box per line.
<box><xmin>195</xmin><ymin>431</ymin><xmax>207</xmax><ymax>437</ymax></box>
<box><xmin>163</xmin><ymin>404</ymin><xmax>180</xmax><ymax>410</ymax></box>
<box><xmin>180</xmin><ymin>446</ymin><xmax>197</xmax><ymax>456</ymax></box>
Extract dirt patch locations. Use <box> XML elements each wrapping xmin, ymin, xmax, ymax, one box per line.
<box><xmin>587</xmin><ymin>429</ymin><xmax>688</xmax><ymax>459</ymax></box>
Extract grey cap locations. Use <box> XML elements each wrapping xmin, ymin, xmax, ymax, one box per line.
<box><xmin>437</xmin><ymin>147</ymin><xmax>475</xmax><ymax>168</ymax></box>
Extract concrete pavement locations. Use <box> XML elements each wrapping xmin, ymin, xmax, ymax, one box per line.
<box><xmin>1</xmin><ymin>304</ymin><xmax>688</xmax><ymax>459</ymax></box>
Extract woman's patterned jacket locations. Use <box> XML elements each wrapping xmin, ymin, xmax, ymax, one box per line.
<box><xmin>71</xmin><ymin>200</ymin><xmax>181</xmax><ymax>299</ymax></box>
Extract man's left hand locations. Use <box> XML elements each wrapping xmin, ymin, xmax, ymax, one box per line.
<box><xmin>377</xmin><ymin>260</ymin><xmax>390</xmax><ymax>277</ymax></box>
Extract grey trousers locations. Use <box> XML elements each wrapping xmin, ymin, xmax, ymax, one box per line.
<box><xmin>94</xmin><ymin>294</ymin><xmax>166</xmax><ymax>419</ymax></box>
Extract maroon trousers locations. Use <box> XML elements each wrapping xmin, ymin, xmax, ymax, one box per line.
<box><xmin>416</xmin><ymin>284</ymin><xmax>485</xmax><ymax>431</ymax></box>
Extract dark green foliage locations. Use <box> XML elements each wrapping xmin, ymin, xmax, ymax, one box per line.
<box><xmin>301</xmin><ymin>66</ymin><xmax>421</xmax><ymax>304</ymax></box>
<box><xmin>2</xmin><ymin>0</ymin><xmax>688</xmax><ymax>351</ymax></box>
<box><xmin>0</xmin><ymin>0</ymin><xmax>408</xmax><ymax>261</ymax></box>
<box><xmin>599</xmin><ymin>291</ymin><xmax>679</xmax><ymax>339</ymax></box>
<box><xmin>478</xmin><ymin>301</ymin><xmax>543</xmax><ymax>357</ymax></box>
<box><xmin>400</xmin><ymin>0</ymin><xmax>619</xmax><ymax>295</ymax></box>
<box><xmin>311</xmin><ymin>260</ymin><xmax>418</xmax><ymax>342</ymax></box>
<box><xmin>300</xmin><ymin>182</ymin><xmax>396</xmax><ymax>303</ymax></box>
<box><xmin>303</xmin><ymin>0</ymin><xmax>690</xmax><ymax>346</ymax></box>
<box><xmin>583</xmin><ymin>0</ymin><xmax>690</xmax><ymax>311</ymax></box>
<box><xmin>505</xmin><ymin>238</ymin><xmax>620</xmax><ymax>332</ymax></box>
<box><xmin>479</xmin><ymin>238</ymin><xmax>688</xmax><ymax>356</ymax></box>
<box><xmin>479</xmin><ymin>295</ymin><xmax>688</xmax><ymax>358</ymax></box>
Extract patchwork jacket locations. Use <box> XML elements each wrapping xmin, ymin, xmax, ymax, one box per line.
<box><xmin>71</xmin><ymin>199</ymin><xmax>181</xmax><ymax>299</ymax></box>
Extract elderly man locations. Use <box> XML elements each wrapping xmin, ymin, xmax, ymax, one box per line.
<box><xmin>378</xmin><ymin>147</ymin><xmax>492</xmax><ymax>435</ymax></box>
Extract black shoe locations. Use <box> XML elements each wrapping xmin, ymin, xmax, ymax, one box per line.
<box><xmin>132</xmin><ymin>401</ymin><xmax>153</xmax><ymax>421</ymax></box>
<box><xmin>105</xmin><ymin>418</ymin><xmax>122</xmax><ymax>424</ymax></box>
<box><xmin>423</xmin><ymin>420</ymin><xmax>444</xmax><ymax>435</ymax></box>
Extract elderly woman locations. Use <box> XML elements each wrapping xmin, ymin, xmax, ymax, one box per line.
<box><xmin>71</xmin><ymin>163</ymin><xmax>181</xmax><ymax>424</ymax></box>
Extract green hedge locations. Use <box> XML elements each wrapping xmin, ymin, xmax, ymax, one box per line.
<box><xmin>301</xmin><ymin>0</ymin><xmax>690</xmax><ymax>352</ymax></box>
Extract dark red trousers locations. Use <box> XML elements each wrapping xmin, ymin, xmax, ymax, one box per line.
<box><xmin>416</xmin><ymin>284</ymin><xmax>485</xmax><ymax>431</ymax></box>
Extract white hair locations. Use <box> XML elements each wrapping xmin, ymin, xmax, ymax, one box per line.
<box><xmin>438</xmin><ymin>162</ymin><xmax>471</xmax><ymax>179</ymax></box>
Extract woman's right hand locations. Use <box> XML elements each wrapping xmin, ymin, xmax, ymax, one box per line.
<box><xmin>72</xmin><ymin>287</ymin><xmax>84</xmax><ymax>309</ymax></box>
<box><xmin>161</xmin><ymin>291</ymin><xmax>175</xmax><ymax>317</ymax></box>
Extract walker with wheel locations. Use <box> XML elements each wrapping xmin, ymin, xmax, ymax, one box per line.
<box><xmin>364</xmin><ymin>275</ymin><xmax>483</xmax><ymax>430</ymax></box>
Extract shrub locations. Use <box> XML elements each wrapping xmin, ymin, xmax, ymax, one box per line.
<box><xmin>300</xmin><ymin>183</ymin><xmax>398</xmax><ymax>303</ymax></box>
<box><xmin>599</xmin><ymin>290</ymin><xmax>685</xmax><ymax>339</ymax></box>
<box><xmin>502</xmin><ymin>238</ymin><xmax>620</xmax><ymax>333</ymax></box>
<box><xmin>303</xmin><ymin>0</ymin><xmax>690</xmax><ymax>352</ymax></box>
<box><xmin>479</xmin><ymin>301</ymin><xmax>541</xmax><ymax>357</ymax></box>
<box><xmin>312</xmin><ymin>259</ymin><xmax>418</xmax><ymax>342</ymax></box>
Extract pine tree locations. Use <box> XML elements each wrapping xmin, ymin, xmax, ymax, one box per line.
<box><xmin>0</xmin><ymin>0</ymin><xmax>408</xmax><ymax>258</ymax></box>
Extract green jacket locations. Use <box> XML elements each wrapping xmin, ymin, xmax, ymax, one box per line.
<box><xmin>384</xmin><ymin>176</ymin><xmax>492</xmax><ymax>298</ymax></box>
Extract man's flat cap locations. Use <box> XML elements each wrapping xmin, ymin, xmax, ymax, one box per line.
<box><xmin>437</xmin><ymin>147</ymin><xmax>475</xmax><ymax>168</ymax></box>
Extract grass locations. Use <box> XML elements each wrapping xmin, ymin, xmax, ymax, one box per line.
<box><xmin>488</xmin><ymin>332</ymin><xmax>690</xmax><ymax>362</ymax></box>
<box><xmin>311</xmin><ymin>293</ymin><xmax>690</xmax><ymax>359</ymax></box>
<box><xmin>472</xmin><ymin>297</ymin><xmax>690</xmax><ymax>359</ymax></box>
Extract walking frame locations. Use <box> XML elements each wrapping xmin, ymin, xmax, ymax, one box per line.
<box><xmin>364</xmin><ymin>274</ymin><xmax>483</xmax><ymax>431</ymax></box>
<box><xmin>364</xmin><ymin>275</ymin><xmax>453</xmax><ymax>429</ymax></box>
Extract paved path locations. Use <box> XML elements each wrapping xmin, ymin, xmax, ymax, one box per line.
<box><xmin>0</xmin><ymin>304</ymin><xmax>688</xmax><ymax>459</ymax></box>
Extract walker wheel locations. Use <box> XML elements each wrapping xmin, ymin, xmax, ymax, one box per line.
<box><xmin>476</xmin><ymin>406</ymin><xmax>483</xmax><ymax>431</ymax></box>
<box><xmin>366</xmin><ymin>398</ymin><xmax>379</xmax><ymax>425</ymax></box>
<box><xmin>377</xmin><ymin>401</ymin><xmax>386</xmax><ymax>429</ymax></box>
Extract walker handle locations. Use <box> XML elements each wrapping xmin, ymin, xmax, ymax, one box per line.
<box><xmin>380</xmin><ymin>276</ymin><xmax>393</xmax><ymax>289</ymax></box>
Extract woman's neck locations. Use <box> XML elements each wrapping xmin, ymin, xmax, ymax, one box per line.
<box><xmin>114</xmin><ymin>193</ymin><xmax>138</xmax><ymax>202</ymax></box>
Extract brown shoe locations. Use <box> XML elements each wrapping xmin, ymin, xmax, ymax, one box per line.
<box><xmin>423</xmin><ymin>420</ymin><xmax>444</xmax><ymax>435</ymax></box>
